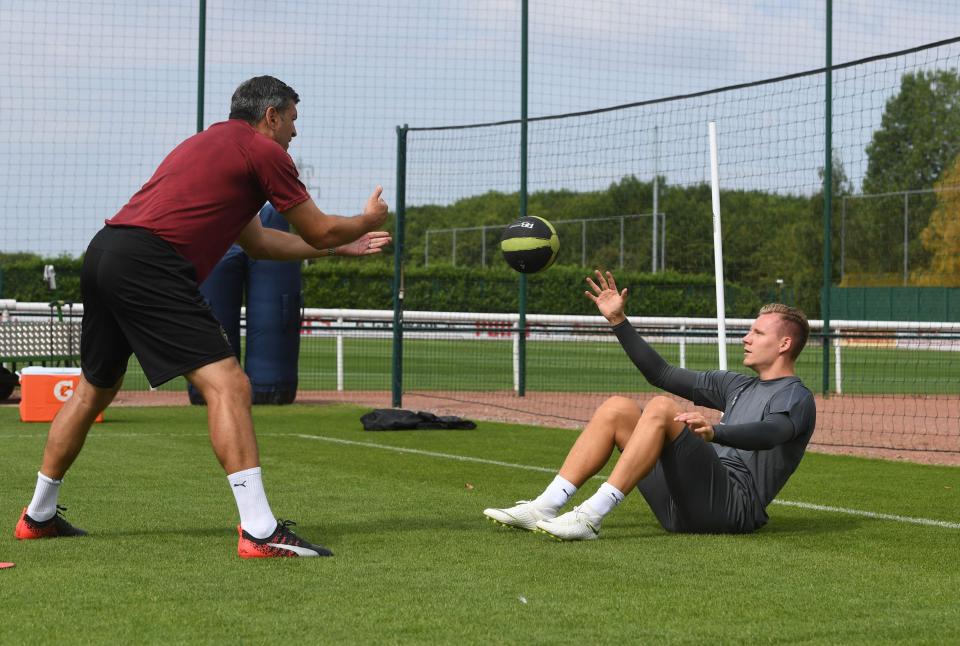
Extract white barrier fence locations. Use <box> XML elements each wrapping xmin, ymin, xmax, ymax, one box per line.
<box><xmin>3</xmin><ymin>301</ymin><xmax>959</xmax><ymax>394</ymax></box>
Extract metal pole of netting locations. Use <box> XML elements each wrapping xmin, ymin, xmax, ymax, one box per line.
<box><xmin>652</xmin><ymin>127</ymin><xmax>659</xmax><ymax>273</ymax></box>
<box><xmin>517</xmin><ymin>0</ymin><xmax>528</xmax><ymax>397</ymax></box>
<box><xmin>196</xmin><ymin>0</ymin><xmax>206</xmax><ymax>134</ymax></box>
<box><xmin>619</xmin><ymin>217</ymin><xmax>624</xmax><ymax>268</ymax></box>
<box><xmin>392</xmin><ymin>125</ymin><xmax>408</xmax><ymax>407</ymax></box>
<box><xmin>840</xmin><ymin>196</ymin><xmax>846</xmax><ymax>282</ymax></box>
<box><xmin>660</xmin><ymin>213</ymin><xmax>666</xmax><ymax>271</ymax></box>
<box><xmin>821</xmin><ymin>0</ymin><xmax>833</xmax><ymax>396</ymax></box>
<box><xmin>581</xmin><ymin>221</ymin><xmax>586</xmax><ymax>266</ymax></box>
<box><xmin>903</xmin><ymin>193</ymin><xmax>909</xmax><ymax>285</ymax></box>
<box><xmin>708</xmin><ymin>121</ymin><xmax>728</xmax><ymax>370</ymax></box>
<box><xmin>482</xmin><ymin>226</ymin><xmax>487</xmax><ymax>268</ymax></box>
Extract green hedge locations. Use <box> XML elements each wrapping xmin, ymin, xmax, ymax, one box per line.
<box><xmin>0</xmin><ymin>255</ymin><xmax>83</xmax><ymax>304</ymax></box>
<box><xmin>302</xmin><ymin>262</ymin><xmax>762</xmax><ymax>317</ymax></box>
<box><xmin>0</xmin><ymin>254</ymin><xmax>761</xmax><ymax>317</ymax></box>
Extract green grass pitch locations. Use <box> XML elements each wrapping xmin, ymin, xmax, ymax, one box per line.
<box><xmin>1</xmin><ymin>404</ymin><xmax>958</xmax><ymax>643</ymax></box>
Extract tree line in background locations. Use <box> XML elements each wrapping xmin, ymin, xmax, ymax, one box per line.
<box><xmin>2</xmin><ymin>70</ymin><xmax>958</xmax><ymax>318</ymax></box>
<box><xmin>845</xmin><ymin>68</ymin><xmax>960</xmax><ymax>287</ymax></box>
<box><xmin>392</xmin><ymin>67</ymin><xmax>960</xmax><ymax>314</ymax></box>
<box><xmin>395</xmin><ymin>178</ymin><xmax>830</xmax><ymax>316</ymax></box>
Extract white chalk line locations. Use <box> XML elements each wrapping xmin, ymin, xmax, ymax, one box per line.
<box><xmin>3</xmin><ymin>430</ymin><xmax>956</xmax><ymax>529</ymax></box>
<box><xmin>295</xmin><ymin>434</ymin><xmax>960</xmax><ymax>530</ymax></box>
<box><xmin>768</xmin><ymin>499</ymin><xmax>960</xmax><ymax>529</ymax></box>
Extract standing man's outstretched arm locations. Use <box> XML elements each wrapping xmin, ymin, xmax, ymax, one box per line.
<box><xmin>280</xmin><ymin>186</ymin><xmax>389</xmax><ymax>250</ymax></box>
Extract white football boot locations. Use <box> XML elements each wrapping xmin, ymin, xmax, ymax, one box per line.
<box><xmin>484</xmin><ymin>500</ymin><xmax>557</xmax><ymax>531</ymax></box>
<box><xmin>534</xmin><ymin>504</ymin><xmax>602</xmax><ymax>541</ymax></box>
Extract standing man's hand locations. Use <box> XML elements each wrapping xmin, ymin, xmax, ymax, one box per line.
<box><xmin>584</xmin><ymin>269</ymin><xmax>628</xmax><ymax>326</ymax></box>
<box><xmin>336</xmin><ymin>231</ymin><xmax>392</xmax><ymax>257</ymax></box>
<box><xmin>363</xmin><ymin>185</ymin><xmax>389</xmax><ymax>229</ymax></box>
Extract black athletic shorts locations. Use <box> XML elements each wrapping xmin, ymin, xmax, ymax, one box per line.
<box><xmin>636</xmin><ymin>427</ymin><xmax>757</xmax><ymax>534</ymax></box>
<box><xmin>80</xmin><ymin>225</ymin><xmax>235</xmax><ymax>388</ymax></box>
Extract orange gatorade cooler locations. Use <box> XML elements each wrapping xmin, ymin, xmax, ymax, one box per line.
<box><xmin>19</xmin><ymin>367</ymin><xmax>104</xmax><ymax>423</ymax></box>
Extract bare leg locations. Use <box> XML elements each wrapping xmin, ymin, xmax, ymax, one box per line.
<box><xmin>40</xmin><ymin>375</ymin><xmax>122</xmax><ymax>479</ymax></box>
<box><xmin>186</xmin><ymin>357</ymin><xmax>259</xmax><ymax>473</ymax></box>
<box><xmin>606</xmin><ymin>395</ymin><xmax>686</xmax><ymax>493</ymax></box>
<box><xmin>558</xmin><ymin>396</ymin><xmax>643</xmax><ymax>487</ymax></box>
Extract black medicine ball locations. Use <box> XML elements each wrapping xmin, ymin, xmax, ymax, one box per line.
<box><xmin>499</xmin><ymin>216</ymin><xmax>560</xmax><ymax>273</ymax></box>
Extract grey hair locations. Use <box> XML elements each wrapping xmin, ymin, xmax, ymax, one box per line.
<box><xmin>229</xmin><ymin>76</ymin><xmax>299</xmax><ymax>124</ymax></box>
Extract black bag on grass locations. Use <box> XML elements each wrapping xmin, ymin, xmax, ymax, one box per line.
<box><xmin>360</xmin><ymin>409</ymin><xmax>476</xmax><ymax>431</ymax></box>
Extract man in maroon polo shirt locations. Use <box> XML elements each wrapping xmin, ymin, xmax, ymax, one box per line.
<box><xmin>14</xmin><ymin>76</ymin><xmax>390</xmax><ymax>558</ymax></box>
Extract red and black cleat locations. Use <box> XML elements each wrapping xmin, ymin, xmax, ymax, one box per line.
<box><xmin>237</xmin><ymin>520</ymin><xmax>333</xmax><ymax>558</ymax></box>
<box><xmin>15</xmin><ymin>506</ymin><xmax>88</xmax><ymax>540</ymax></box>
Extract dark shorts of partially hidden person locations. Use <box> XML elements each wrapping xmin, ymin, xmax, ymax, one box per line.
<box><xmin>80</xmin><ymin>225</ymin><xmax>235</xmax><ymax>389</ymax></box>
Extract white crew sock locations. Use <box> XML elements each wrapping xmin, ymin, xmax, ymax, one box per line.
<box><xmin>584</xmin><ymin>482</ymin><xmax>626</xmax><ymax>519</ymax></box>
<box><xmin>26</xmin><ymin>472</ymin><xmax>62</xmax><ymax>522</ymax></box>
<box><xmin>534</xmin><ymin>475</ymin><xmax>578</xmax><ymax>510</ymax></box>
<box><xmin>227</xmin><ymin>467</ymin><xmax>277</xmax><ymax>539</ymax></box>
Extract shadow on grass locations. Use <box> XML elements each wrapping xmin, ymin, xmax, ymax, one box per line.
<box><xmin>759</xmin><ymin>513</ymin><xmax>865</xmax><ymax>534</ymax></box>
<box><xmin>54</xmin><ymin>508</ymin><xmax>867</xmax><ymax>543</ymax></box>
<box><xmin>298</xmin><ymin>516</ymin><xmax>483</xmax><ymax>540</ymax></box>
<box><xmin>601</xmin><ymin>510</ymin><xmax>865</xmax><ymax>540</ymax></box>
<box><xmin>89</xmin><ymin>525</ymin><xmax>233</xmax><ymax>539</ymax></box>
<box><xmin>305</xmin><ymin>516</ymin><xmax>674</xmax><ymax>543</ymax></box>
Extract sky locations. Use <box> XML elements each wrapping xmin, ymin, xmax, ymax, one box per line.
<box><xmin>2</xmin><ymin>0</ymin><xmax>959</xmax><ymax>257</ymax></box>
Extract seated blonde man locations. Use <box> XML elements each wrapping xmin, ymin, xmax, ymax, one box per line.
<box><xmin>484</xmin><ymin>270</ymin><xmax>816</xmax><ymax>540</ymax></box>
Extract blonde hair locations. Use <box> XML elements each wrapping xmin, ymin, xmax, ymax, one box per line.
<box><xmin>758</xmin><ymin>303</ymin><xmax>809</xmax><ymax>360</ymax></box>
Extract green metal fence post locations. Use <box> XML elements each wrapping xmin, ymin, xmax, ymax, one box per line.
<box><xmin>392</xmin><ymin>125</ymin><xmax>408</xmax><ymax>408</ymax></box>
<box><xmin>518</xmin><ymin>0</ymin><xmax>529</xmax><ymax>397</ymax></box>
<box><xmin>196</xmin><ymin>0</ymin><xmax>206</xmax><ymax>134</ymax></box>
<box><xmin>822</xmin><ymin>0</ymin><xmax>833</xmax><ymax>396</ymax></box>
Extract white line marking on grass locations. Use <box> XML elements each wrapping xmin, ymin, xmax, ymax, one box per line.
<box><xmin>770</xmin><ymin>499</ymin><xmax>960</xmax><ymax>530</ymax></box>
<box><xmin>7</xmin><ymin>430</ymin><xmax>955</xmax><ymax>530</ymax></box>
<box><xmin>296</xmin><ymin>433</ymin><xmax>960</xmax><ymax>531</ymax></box>
<box><xmin>294</xmin><ymin>434</ymin><xmax>557</xmax><ymax>474</ymax></box>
